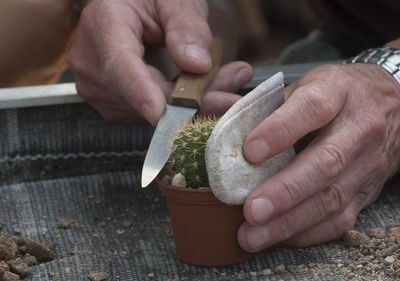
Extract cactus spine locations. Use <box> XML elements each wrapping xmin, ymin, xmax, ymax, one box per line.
<box><xmin>168</xmin><ymin>116</ymin><xmax>218</xmax><ymax>188</ymax></box>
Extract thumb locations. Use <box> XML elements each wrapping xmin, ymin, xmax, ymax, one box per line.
<box><xmin>157</xmin><ymin>0</ymin><xmax>212</xmax><ymax>73</ymax></box>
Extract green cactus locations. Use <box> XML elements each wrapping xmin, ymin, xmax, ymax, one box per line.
<box><xmin>168</xmin><ymin>115</ymin><xmax>218</xmax><ymax>188</ymax></box>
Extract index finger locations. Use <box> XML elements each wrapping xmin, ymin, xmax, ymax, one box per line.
<box><xmin>243</xmin><ymin>65</ymin><xmax>349</xmax><ymax>163</ymax></box>
<box><xmin>68</xmin><ymin>2</ymin><xmax>167</xmax><ymax>125</ymax></box>
<box><xmin>243</xmin><ymin>110</ymin><xmax>374</xmax><ymax>227</ymax></box>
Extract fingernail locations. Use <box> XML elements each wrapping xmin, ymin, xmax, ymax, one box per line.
<box><xmin>245</xmin><ymin>138</ymin><xmax>270</xmax><ymax>162</ymax></box>
<box><xmin>234</xmin><ymin>68</ymin><xmax>251</xmax><ymax>89</ymax></box>
<box><xmin>141</xmin><ymin>103</ymin><xmax>155</xmax><ymax>125</ymax></box>
<box><xmin>184</xmin><ymin>44</ymin><xmax>211</xmax><ymax>68</ymax></box>
<box><xmin>251</xmin><ymin>197</ymin><xmax>274</xmax><ymax>223</ymax></box>
<box><xmin>247</xmin><ymin>225</ymin><xmax>269</xmax><ymax>250</ymax></box>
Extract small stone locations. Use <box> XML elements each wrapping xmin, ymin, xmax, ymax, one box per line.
<box><xmin>88</xmin><ymin>272</ymin><xmax>109</xmax><ymax>281</ymax></box>
<box><xmin>2</xmin><ymin>271</ymin><xmax>20</xmax><ymax>281</ymax></box>
<box><xmin>0</xmin><ymin>261</ymin><xmax>9</xmax><ymax>271</ymax></box>
<box><xmin>261</xmin><ymin>269</ymin><xmax>272</xmax><ymax>276</ymax></box>
<box><xmin>22</xmin><ymin>254</ymin><xmax>37</xmax><ymax>266</ymax></box>
<box><xmin>274</xmin><ymin>264</ymin><xmax>285</xmax><ymax>273</ymax></box>
<box><xmin>384</xmin><ymin>256</ymin><xmax>396</xmax><ymax>265</ymax></box>
<box><xmin>97</xmin><ymin>222</ymin><xmax>106</xmax><ymax>227</ymax></box>
<box><xmin>249</xmin><ymin>271</ymin><xmax>257</xmax><ymax>277</ymax></box>
<box><xmin>7</xmin><ymin>258</ymin><xmax>29</xmax><ymax>277</ymax></box>
<box><xmin>0</xmin><ymin>267</ymin><xmax>4</xmax><ymax>281</ymax></box>
<box><xmin>342</xmin><ymin>230</ymin><xmax>370</xmax><ymax>247</ymax></box>
<box><xmin>12</xmin><ymin>228</ymin><xmax>21</xmax><ymax>236</ymax></box>
<box><xmin>121</xmin><ymin>221</ymin><xmax>132</xmax><ymax>227</ymax></box>
<box><xmin>287</xmin><ymin>265</ymin><xmax>296</xmax><ymax>273</ymax></box>
<box><xmin>380</xmin><ymin>244</ymin><xmax>400</xmax><ymax>257</ymax></box>
<box><xmin>148</xmin><ymin>273</ymin><xmax>154</xmax><ymax>278</ymax></box>
<box><xmin>171</xmin><ymin>173</ymin><xmax>186</xmax><ymax>188</ymax></box>
<box><xmin>17</xmin><ymin>237</ymin><xmax>55</xmax><ymax>262</ymax></box>
<box><xmin>388</xmin><ymin>222</ymin><xmax>400</xmax><ymax>228</ymax></box>
<box><xmin>388</xmin><ymin>226</ymin><xmax>400</xmax><ymax>244</ymax></box>
<box><xmin>0</xmin><ymin>236</ymin><xmax>18</xmax><ymax>261</ymax></box>
<box><xmin>368</xmin><ymin>227</ymin><xmax>386</xmax><ymax>239</ymax></box>
<box><xmin>116</xmin><ymin>229</ymin><xmax>124</xmax><ymax>235</ymax></box>
<box><xmin>357</xmin><ymin>256</ymin><xmax>370</xmax><ymax>265</ymax></box>
<box><xmin>58</xmin><ymin>218</ymin><xmax>71</xmax><ymax>229</ymax></box>
<box><xmin>348</xmin><ymin>273</ymin><xmax>355</xmax><ymax>279</ymax></box>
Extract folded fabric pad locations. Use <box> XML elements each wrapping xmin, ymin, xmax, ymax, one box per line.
<box><xmin>206</xmin><ymin>72</ymin><xmax>295</xmax><ymax>205</ymax></box>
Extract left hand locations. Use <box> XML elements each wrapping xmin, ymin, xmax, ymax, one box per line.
<box><xmin>237</xmin><ymin>62</ymin><xmax>400</xmax><ymax>252</ymax></box>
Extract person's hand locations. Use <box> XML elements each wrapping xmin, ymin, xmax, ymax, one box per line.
<box><xmin>238</xmin><ymin>62</ymin><xmax>400</xmax><ymax>252</ymax></box>
<box><xmin>68</xmin><ymin>0</ymin><xmax>252</xmax><ymax>124</ymax></box>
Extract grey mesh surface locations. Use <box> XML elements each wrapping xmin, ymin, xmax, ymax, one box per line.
<box><xmin>0</xmin><ymin>103</ymin><xmax>399</xmax><ymax>281</ymax></box>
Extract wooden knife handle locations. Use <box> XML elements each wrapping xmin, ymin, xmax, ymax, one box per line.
<box><xmin>168</xmin><ymin>37</ymin><xmax>224</xmax><ymax>108</ymax></box>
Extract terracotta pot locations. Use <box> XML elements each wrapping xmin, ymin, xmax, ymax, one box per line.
<box><xmin>157</xmin><ymin>177</ymin><xmax>253</xmax><ymax>266</ymax></box>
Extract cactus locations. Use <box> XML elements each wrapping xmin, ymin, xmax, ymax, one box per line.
<box><xmin>167</xmin><ymin>115</ymin><xmax>218</xmax><ymax>188</ymax></box>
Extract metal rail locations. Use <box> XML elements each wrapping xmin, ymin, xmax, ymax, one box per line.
<box><xmin>0</xmin><ymin>60</ymin><xmax>342</xmax><ymax>109</ymax></box>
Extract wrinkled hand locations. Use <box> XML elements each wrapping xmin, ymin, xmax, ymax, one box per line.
<box><xmin>68</xmin><ymin>0</ymin><xmax>252</xmax><ymax>124</ymax></box>
<box><xmin>238</xmin><ymin>63</ymin><xmax>400</xmax><ymax>252</ymax></box>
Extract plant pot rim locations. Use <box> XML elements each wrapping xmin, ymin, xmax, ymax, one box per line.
<box><xmin>156</xmin><ymin>176</ymin><xmax>224</xmax><ymax>205</ymax></box>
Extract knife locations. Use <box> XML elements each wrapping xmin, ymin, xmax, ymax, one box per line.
<box><xmin>141</xmin><ymin>37</ymin><xmax>224</xmax><ymax>187</ymax></box>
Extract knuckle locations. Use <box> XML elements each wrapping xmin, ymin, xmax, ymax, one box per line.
<box><xmin>317</xmin><ymin>184</ymin><xmax>347</xmax><ymax>217</ymax></box>
<box><xmin>279</xmin><ymin>177</ymin><xmax>303</xmax><ymax>210</ymax></box>
<box><xmin>315</xmin><ymin>143</ymin><xmax>346</xmax><ymax>181</ymax></box>
<box><xmin>273</xmin><ymin>112</ymin><xmax>298</xmax><ymax>145</ymax></box>
<box><xmin>298</xmin><ymin>84</ymin><xmax>335</xmax><ymax>122</ymax></box>
<box><xmin>276</xmin><ymin>213</ymin><xmax>294</xmax><ymax>241</ymax></box>
<box><xmin>365</xmin><ymin>111</ymin><xmax>386</xmax><ymax>140</ymax></box>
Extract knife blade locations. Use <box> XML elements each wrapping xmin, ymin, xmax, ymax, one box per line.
<box><xmin>141</xmin><ymin>37</ymin><xmax>224</xmax><ymax>187</ymax></box>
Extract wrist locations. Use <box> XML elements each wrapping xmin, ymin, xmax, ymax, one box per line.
<box><xmin>345</xmin><ymin>47</ymin><xmax>400</xmax><ymax>85</ymax></box>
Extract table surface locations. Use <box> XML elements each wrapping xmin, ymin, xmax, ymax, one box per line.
<box><xmin>0</xmin><ymin>103</ymin><xmax>399</xmax><ymax>281</ymax></box>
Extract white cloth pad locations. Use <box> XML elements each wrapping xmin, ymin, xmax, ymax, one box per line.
<box><xmin>205</xmin><ymin>72</ymin><xmax>295</xmax><ymax>205</ymax></box>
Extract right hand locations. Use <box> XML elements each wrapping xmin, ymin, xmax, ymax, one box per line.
<box><xmin>68</xmin><ymin>0</ymin><xmax>252</xmax><ymax>125</ymax></box>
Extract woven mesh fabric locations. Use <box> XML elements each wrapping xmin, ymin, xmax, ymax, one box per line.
<box><xmin>0</xmin><ymin>103</ymin><xmax>399</xmax><ymax>281</ymax></box>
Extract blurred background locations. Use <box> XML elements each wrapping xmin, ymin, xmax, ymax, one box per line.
<box><xmin>234</xmin><ymin>0</ymin><xmax>315</xmax><ymax>65</ymax></box>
